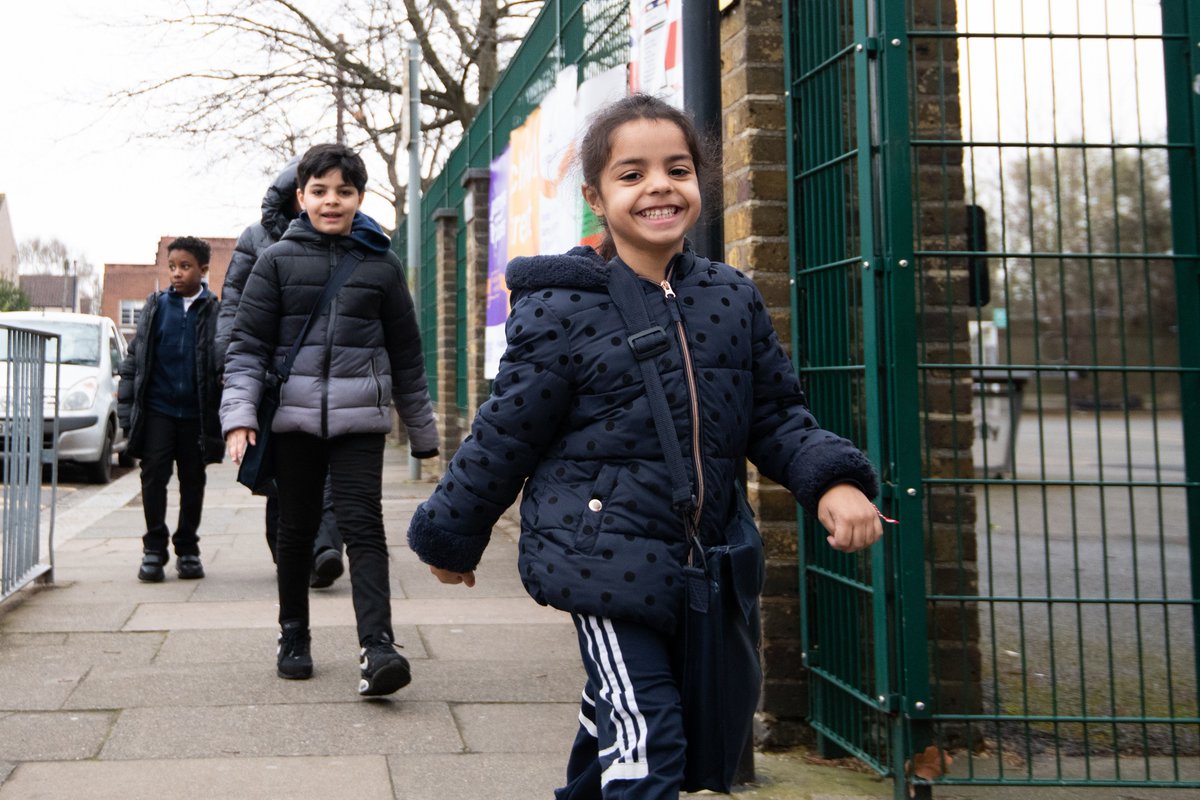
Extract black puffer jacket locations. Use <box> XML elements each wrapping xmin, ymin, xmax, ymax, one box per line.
<box><xmin>220</xmin><ymin>211</ymin><xmax>438</xmax><ymax>454</ymax></box>
<box><xmin>118</xmin><ymin>289</ymin><xmax>225</xmax><ymax>464</ymax></box>
<box><xmin>215</xmin><ymin>158</ymin><xmax>300</xmax><ymax>365</ymax></box>
<box><xmin>408</xmin><ymin>246</ymin><xmax>878</xmax><ymax>633</ymax></box>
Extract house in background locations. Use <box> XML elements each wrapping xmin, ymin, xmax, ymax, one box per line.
<box><xmin>102</xmin><ymin>236</ymin><xmax>235</xmax><ymax>337</ymax></box>
<box><xmin>20</xmin><ymin>274</ymin><xmax>80</xmax><ymax>313</ymax></box>
<box><xmin>0</xmin><ymin>194</ymin><xmax>19</xmax><ymax>284</ymax></box>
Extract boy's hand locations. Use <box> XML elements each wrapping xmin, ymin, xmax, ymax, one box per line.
<box><xmin>817</xmin><ymin>483</ymin><xmax>884</xmax><ymax>553</ymax></box>
<box><xmin>429</xmin><ymin>565</ymin><xmax>476</xmax><ymax>588</ymax></box>
<box><xmin>225</xmin><ymin>427</ymin><xmax>256</xmax><ymax>465</ymax></box>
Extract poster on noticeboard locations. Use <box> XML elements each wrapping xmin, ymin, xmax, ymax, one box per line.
<box><xmin>482</xmin><ymin>65</ymin><xmax>626</xmax><ymax>379</ymax></box>
<box><xmin>628</xmin><ymin>0</ymin><xmax>684</xmax><ymax>109</ymax></box>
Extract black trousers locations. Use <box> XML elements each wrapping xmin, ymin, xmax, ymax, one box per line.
<box><xmin>273</xmin><ymin>432</ymin><xmax>391</xmax><ymax>644</ymax></box>
<box><xmin>139</xmin><ymin>413</ymin><xmax>206</xmax><ymax>557</ymax></box>
<box><xmin>264</xmin><ymin>474</ymin><xmax>343</xmax><ymax>563</ymax></box>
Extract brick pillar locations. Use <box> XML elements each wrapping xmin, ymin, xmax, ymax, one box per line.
<box><xmin>461</xmin><ymin>168</ymin><xmax>492</xmax><ymax>422</ymax></box>
<box><xmin>720</xmin><ymin>0</ymin><xmax>806</xmax><ymax>747</ymax></box>
<box><xmin>911</xmin><ymin>0</ymin><xmax>982</xmax><ymax>739</ymax></box>
<box><xmin>433</xmin><ymin>207</ymin><xmax>463</xmax><ymax>477</ymax></box>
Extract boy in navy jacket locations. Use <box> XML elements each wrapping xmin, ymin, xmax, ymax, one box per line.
<box><xmin>118</xmin><ymin>236</ymin><xmax>224</xmax><ymax>582</ymax></box>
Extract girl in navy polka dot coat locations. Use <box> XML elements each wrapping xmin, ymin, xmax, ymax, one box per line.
<box><xmin>408</xmin><ymin>95</ymin><xmax>883</xmax><ymax>799</ymax></box>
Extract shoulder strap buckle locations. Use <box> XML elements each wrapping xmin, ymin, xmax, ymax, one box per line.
<box><xmin>628</xmin><ymin>326</ymin><xmax>670</xmax><ymax>360</ymax></box>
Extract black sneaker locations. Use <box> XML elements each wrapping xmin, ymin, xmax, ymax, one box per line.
<box><xmin>358</xmin><ymin>636</ymin><xmax>411</xmax><ymax>696</ymax></box>
<box><xmin>137</xmin><ymin>551</ymin><xmax>166</xmax><ymax>583</ymax></box>
<box><xmin>277</xmin><ymin>621</ymin><xmax>313</xmax><ymax>680</ymax></box>
<box><xmin>309</xmin><ymin>548</ymin><xmax>344</xmax><ymax>589</ymax></box>
<box><xmin>176</xmin><ymin>555</ymin><xmax>205</xmax><ymax>580</ymax></box>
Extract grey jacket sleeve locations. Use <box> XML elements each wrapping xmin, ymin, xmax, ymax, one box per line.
<box><xmin>381</xmin><ymin>256</ymin><xmax>439</xmax><ymax>457</ymax></box>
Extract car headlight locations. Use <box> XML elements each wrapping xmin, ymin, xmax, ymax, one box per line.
<box><xmin>62</xmin><ymin>377</ymin><xmax>99</xmax><ymax>411</ymax></box>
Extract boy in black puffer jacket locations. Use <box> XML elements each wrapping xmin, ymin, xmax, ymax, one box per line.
<box><xmin>222</xmin><ymin>144</ymin><xmax>438</xmax><ymax>696</ymax></box>
<box><xmin>119</xmin><ymin>236</ymin><xmax>224</xmax><ymax>583</ymax></box>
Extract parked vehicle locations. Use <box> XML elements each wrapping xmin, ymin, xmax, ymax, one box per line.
<box><xmin>0</xmin><ymin>312</ymin><xmax>130</xmax><ymax>483</ymax></box>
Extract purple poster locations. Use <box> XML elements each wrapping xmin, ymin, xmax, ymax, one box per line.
<box><xmin>484</xmin><ymin>147</ymin><xmax>511</xmax><ymax>378</ymax></box>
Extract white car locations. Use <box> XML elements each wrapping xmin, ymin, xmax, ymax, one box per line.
<box><xmin>0</xmin><ymin>311</ymin><xmax>130</xmax><ymax>483</ymax></box>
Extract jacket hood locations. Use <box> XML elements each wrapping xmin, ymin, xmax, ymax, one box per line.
<box><xmin>283</xmin><ymin>211</ymin><xmax>392</xmax><ymax>254</ymax></box>
<box><xmin>261</xmin><ymin>157</ymin><xmax>301</xmax><ymax>240</ymax></box>
<box><xmin>505</xmin><ymin>244</ymin><xmax>697</xmax><ymax>291</ymax></box>
<box><xmin>505</xmin><ymin>246</ymin><xmax>609</xmax><ymax>291</ymax></box>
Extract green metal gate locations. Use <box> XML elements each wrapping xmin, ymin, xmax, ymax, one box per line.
<box><xmin>787</xmin><ymin>0</ymin><xmax>1200</xmax><ymax>795</ymax></box>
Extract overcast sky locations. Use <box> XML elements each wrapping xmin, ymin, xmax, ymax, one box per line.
<box><xmin>0</xmin><ymin>2</ymin><xmax>281</xmax><ymax>269</ymax></box>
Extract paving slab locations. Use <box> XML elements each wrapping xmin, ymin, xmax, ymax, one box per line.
<box><xmin>153</xmin><ymin>625</ymin><xmax>426</xmax><ymax>664</ymax></box>
<box><xmin>0</xmin><ymin>662</ymin><xmax>88</xmax><ymax>711</ymax></box>
<box><xmin>401</xmin><ymin>659</ymin><xmax>583</xmax><ymax>703</ymax></box>
<box><xmin>387</xmin><ymin>752</ymin><xmax>567</xmax><ymax>800</ymax></box>
<box><xmin>452</xmin><ymin>702</ymin><xmax>580</xmax><ymax>753</ymax></box>
<box><xmin>0</xmin><ymin>761</ymin><xmax>12</xmax><ymax>788</ymax></box>
<box><xmin>391</xmin><ymin>560</ymin><xmax>528</xmax><ymax>599</ymax></box>
<box><xmin>0</xmin><ymin>631</ymin><xmax>163</xmax><ymax>668</ymax></box>
<box><xmin>123</xmin><ymin>596</ymin><xmax>565</xmax><ymax>632</ymax></box>
<box><xmin>21</xmin><ymin>578</ymin><xmax>198</xmax><ymax>606</ymax></box>
<box><xmin>0</xmin><ymin>602</ymin><xmax>135</xmax><ymax>633</ymax></box>
<box><xmin>0</xmin><ymin>711</ymin><xmax>115</xmax><ymax>761</ymax></box>
<box><xmin>100</xmin><ymin>702</ymin><xmax>463</xmax><ymax>759</ymax></box>
<box><xmin>0</xmin><ymin>755</ymin><xmax>394</xmax><ymax>800</ymax></box>
<box><xmin>418</xmin><ymin>622</ymin><xmax>578</xmax><ymax>661</ymax></box>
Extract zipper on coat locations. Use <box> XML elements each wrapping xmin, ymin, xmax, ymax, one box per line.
<box><xmin>321</xmin><ymin>246</ymin><xmax>337</xmax><ymax>437</ymax></box>
<box><xmin>655</xmin><ymin>276</ymin><xmax>705</xmax><ymax>530</ymax></box>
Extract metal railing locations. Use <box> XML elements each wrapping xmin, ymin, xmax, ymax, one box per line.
<box><xmin>1</xmin><ymin>325</ymin><xmax>59</xmax><ymax>602</ymax></box>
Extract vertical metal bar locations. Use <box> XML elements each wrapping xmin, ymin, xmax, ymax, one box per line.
<box><xmin>408</xmin><ymin>38</ymin><xmax>422</xmax><ymax>481</ymax></box>
<box><xmin>1159</xmin><ymin>0</ymin><xmax>1200</xmax><ymax>721</ymax></box>
<box><xmin>876</xmin><ymin>0</ymin><xmax>931</xmax><ymax>794</ymax></box>
<box><xmin>681</xmin><ymin>0</ymin><xmax>724</xmax><ymax>262</ymax></box>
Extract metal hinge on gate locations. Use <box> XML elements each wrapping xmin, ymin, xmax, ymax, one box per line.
<box><xmin>875</xmin><ymin>692</ymin><xmax>899</xmax><ymax>713</ymax></box>
<box><xmin>856</xmin><ymin>37</ymin><xmax>881</xmax><ymax>56</ymax></box>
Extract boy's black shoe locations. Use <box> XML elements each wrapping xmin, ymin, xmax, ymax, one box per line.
<box><xmin>176</xmin><ymin>555</ymin><xmax>205</xmax><ymax>580</ymax></box>
<box><xmin>358</xmin><ymin>635</ymin><xmax>411</xmax><ymax>696</ymax></box>
<box><xmin>309</xmin><ymin>548</ymin><xmax>344</xmax><ymax>589</ymax></box>
<box><xmin>277</xmin><ymin>621</ymin><xmax>313</xmax><ymax>680</ymax></box>
<box><xmin>137</xmin><ymin>551</ymin><xmax>167</xmax><ymax>583</ymax></box>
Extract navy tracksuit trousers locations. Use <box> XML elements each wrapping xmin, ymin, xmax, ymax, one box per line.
<box><xmin>555</xmin><ymin>614</ymin><xmax>687</xmax><ymax>800</ymax></box>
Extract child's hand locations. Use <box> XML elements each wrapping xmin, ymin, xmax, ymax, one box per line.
<box><xmin>225</xmin><ymin>427</ymin><xmax>255</xmax><ymax>465</ymax></box>
<box><xmin>817</xmin><ymin>483</ymin><xmax>884</xmax><ymax>553</ymax></box>
<box><xmin>429</xmin><ymin>565</ymin><xmax>476</xmax><ymax>588</ymax></box>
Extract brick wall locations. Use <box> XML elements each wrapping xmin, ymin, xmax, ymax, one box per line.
<box><xmin>719</xmin><ymin>0</ymin><xmax>808</xmax><ymax>747</ymax></box>
<box><xmin>432</xmin><ymin>208</ymin><xmax>464</xmax><ymax>475</ymax></box>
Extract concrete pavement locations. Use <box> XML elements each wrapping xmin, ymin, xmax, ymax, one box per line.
<box><xmin>0</xmin><ymin>443</ymin><xmax>899</xmax><ymax>800</ymax></box>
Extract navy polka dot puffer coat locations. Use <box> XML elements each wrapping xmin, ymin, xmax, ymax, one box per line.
<box><xmin>407</xmin><ymin>246</ymin><xmax>878</xmax><ymax>633</ymax></box>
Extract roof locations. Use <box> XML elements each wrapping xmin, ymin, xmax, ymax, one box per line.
<box><xmin>19</xmin><ymin>274</ymin><xmax>78</xmax><ymax>308</ymax></box>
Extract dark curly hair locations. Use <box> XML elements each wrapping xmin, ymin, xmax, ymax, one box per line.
<box><xmin>579</xmin><ymin>94</ymin><xmax>718</xmax><ymax>261</ymax></box>
<box><xmin>166</xmin><ymin>236</ymin><xmax>211</xmax><ymax>266</ymax></box>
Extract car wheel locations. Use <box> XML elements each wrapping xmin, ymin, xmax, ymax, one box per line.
<box><xmin>85</xmin><ymin>424</ymin><xmax>115</xmax><ymax>484</ymax></box>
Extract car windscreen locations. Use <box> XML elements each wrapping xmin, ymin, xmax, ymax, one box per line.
<box><xmin>0</xmin><ymin>321</ymin><xmax>102</xmax><ymax>366</ymax></box>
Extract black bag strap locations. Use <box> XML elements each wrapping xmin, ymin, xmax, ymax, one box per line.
<box><xmin>606</xmin><ymin>260</ymin><xmax>696</xmax><ymax>520</ymax></box>
<box><xmin>275</xmin><ymin>249</ymin><xmax>363</xmax><ymax>383</ymax></box>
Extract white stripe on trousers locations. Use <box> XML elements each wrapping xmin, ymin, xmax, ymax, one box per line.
<box><xmin>578</xmin><ymin>614</ymin><xmax>651</xmax><ymax>786</ymax></box>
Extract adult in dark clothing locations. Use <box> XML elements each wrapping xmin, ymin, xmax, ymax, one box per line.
<box><xmin>218</xmin><ymin>157</ymin><xmax>345</xmax><ymax>588</ymax></box>
<box><xmin>222</xmin><ymin>144</ymin><xmax>438</xmax><ymax>696</ymax></box>
<box><xmin>119</xmin><ymin>237</ymin><xmax>224</xmax><ymax>582</ymax></box>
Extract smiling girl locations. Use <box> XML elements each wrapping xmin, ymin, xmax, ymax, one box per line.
<box><xmin>407</xmin><ymin>94</ymin><xmax>883</xmax><ymax>798</ymax></box>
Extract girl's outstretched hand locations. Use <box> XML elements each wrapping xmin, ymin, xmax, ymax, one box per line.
<box><xmin>430</xmin><ymin>565</ymin><xmax>476</xmax><ymax>588</ymax></box>
<box><xmin>817</xmin><ymin>483</ymin><xmax>884</xmax><ymax>553</ymax></box>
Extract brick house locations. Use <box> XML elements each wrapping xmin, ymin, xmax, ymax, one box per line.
<box><xmin>18</xmin><ymin>274</ymin><xmax>81</xmax><ymax>313</ymax></box>
<box><xmin>101</xmin><ymin>236</ymin><xmax>235</xmax><ymax>338</ymax></box>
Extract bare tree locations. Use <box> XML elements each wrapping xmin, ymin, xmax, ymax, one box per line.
<box><xmin>117</xmin><ymin>0</ymin><xmax>543</xmax><ymax>230</ymax></box>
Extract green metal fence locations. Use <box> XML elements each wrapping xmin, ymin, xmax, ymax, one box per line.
<box><xmin>398</xmin><ymin>0</ymin><xmax>629</xmax><ymax>410</ymax></box>
<box><xmin>788</xmin><ymin>0</ymin><xmax>1200</xmax><ymax>794</ymax></box>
